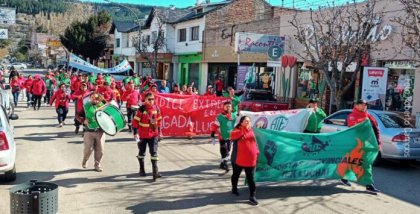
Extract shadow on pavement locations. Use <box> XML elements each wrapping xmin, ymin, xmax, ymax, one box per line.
<box><xmin>125</xmin><ymin>182</ymin><xmax>366</xmax><ymax>213</ymax></box>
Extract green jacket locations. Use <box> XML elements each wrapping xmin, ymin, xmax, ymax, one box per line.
<box><xmin>224</xmin><ymin>95</ymin><xmax>241</xmax><ymax>114</ymax></box>
<box><xmin>305</xmin><ymin>108</ymin><xmax>327</xmax><ymax>133</ymax></box>
<box><xmin>88</xmin><ymin>76</ymin><xmax>97</xmax><ymax>84</ymax></box>
<box><xmin>45</xmin><ymin>78</ymin><xmax>54</xmax><ymax>90</ymax></box>
<box><xmin>84</xmin><ymin>102</ymin><xmax>104</xmax><ymax>130</ymax></box>
<box><xmin>216</xmin><ymin>113</ymin><xmax>237</xmax><ymax>140</ymax></box>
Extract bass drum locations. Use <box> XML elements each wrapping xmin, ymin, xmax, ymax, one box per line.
<box><xmin>95</xmin><ymin>104</ymin><xmax>126</xmax><ymax>136</ymax></box>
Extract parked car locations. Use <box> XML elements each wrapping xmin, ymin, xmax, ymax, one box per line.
<box><xmin>239</xmin><ymin>89</ymin><xmax>288</xmax><ymax>112</ymax></box>
<box><xmin>0</xmin><ymin>83</ymin><xmax>14</xmax><ymax>117</ymax></box>
<box><xmin>10</xmin><ymin>63</ymin><xmax>27</xmax><ymax>70</ymax></box>
<box><xmin>321</xmin><ymin>109</ymin><xmax>420</xmax><ymax>164</ymax></box>
<box><xmin>0</xmin><ymin>105</ymin><xmax>19</xmax><ymax>182</ymax></box>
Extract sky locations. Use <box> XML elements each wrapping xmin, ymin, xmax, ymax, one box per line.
<box><xmin>83</xmin><ymin>0</ymin><xmax>361</xmax><ymax>9</ymax></box>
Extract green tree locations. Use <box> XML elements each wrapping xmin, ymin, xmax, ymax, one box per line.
<box><xmin>60</xmin><ymin>11</ymin><xmax>112</xmax><ymax>61</ymax></box>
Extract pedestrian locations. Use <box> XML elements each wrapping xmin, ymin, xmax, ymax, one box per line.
<box><xmin>304</xmin><ymin>99</ymin><xmax>327</xmax><ymax>133</ymax></box>
<box><xmin>184</xmin><ymin>85</ymin><xmax>195</xmax><ymax>95</ymax></box>
<box><xmin>10</xmin><ymin>76</ymin><xmax>21</xmax><ymax>107</ymax></box>
<box><xmin>132</xmin><ymin>92</ymin><xmax>162</xmax><ymax>181</ymax></box>
<box><xmin>24</xmin><ymin>75</ymin><xmax>34</xmax><ymax>108</ymax></box>
<box><xmin>18</xmin><ymin>74</ymin><xmax>26</xmax><ymax>101</ymax></box>
<box><xmin>341</xmin><ymin>99</ymin><xmax>381</xmax><ymax>193</ymax></box>
<box><xmin>49</xmin><ymin>83</ymin><xmax>70</xmax><ymax>127</ymax></box>
<box><xmin>159</xmin><ymin>80</ymin><xmax>170</xmax><ymax>93</ymax></box>
<box><xmin>230</xmin><ymin>115</ymin><xmax>259</xmax><ymax>206</ymax></box>
<box><xmin>211</xmin><ymin>101</ymin><xmax>237</xmax><ymax>172</ymax></box>
<box><xmin>31</xmin><ymin>74</ymin><xmax>46</xmax><ymax>110</ymax></box>
<box><xmin>78</xmin><ymin>92</ymin><xmax>107</xmax><ymax>172</ymax></box>
<box><xmin>215</xmin><ymin>77</ymin><xmax>224</xmax><ymax>96</ymax></box>
<box><xmin>132</xmin><ymin>73</ymin><xmax>141</xmax><ymax>88</ymax></box>
<box><xmin>98</xmin><ymin>82</ymin><xmax>114</xmax><ymax>102</ymax></box>
<box><xmin>172</xmin><ymin>84</ymin><xmax>181</xmax><ymax>94</ymax></box>
<box><xmin>181</xmin><ymin>84</ymin><xmax>187</xmax><ymax>94</ymax></box>
<box><xmin>204</xmin><ymin>85</ymin><xmax>215</xmax><ymax>96</ymax></box>
<box><xmin>225</xmin><ymin>87</ymin><xmax>241</xmax><ymax>116</ymax></box>
<box><xmin>70</xmin><ymin>82</ymin><xmax>91</xmax><ymax>134</ymax></box>
<box><xmin>8</xmin><ymin>67</ymin><xmax>19</xmax><ymax>83</ymax></box>
<box><xmin>121</xmin><ymin>83</ymin><xmax>141</xmax><ymax>132</ymax></box>
<box><xmin>44</xmin><ymin>72</ymin><xmax>56</xmax><ymax>106</ymax></box>
<box><xmin>88</xmin><ymin>72</ymin><xmax>96</xmax><ymax>85</ymax></box>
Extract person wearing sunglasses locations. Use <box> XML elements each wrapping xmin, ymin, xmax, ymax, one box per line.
<box><xmin>132</xmin><ymin>92</ymin><xmax>163</xmax><ymax>181</ymax></box>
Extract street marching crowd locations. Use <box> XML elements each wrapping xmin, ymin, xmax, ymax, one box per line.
<box><xmin>3</xmin><ymin>65</ymin><xmax>382</xmax><ymax>205</ymax></box>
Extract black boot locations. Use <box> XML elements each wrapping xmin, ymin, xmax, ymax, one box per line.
<box><xmin>137</xmin><ymin>156</ymin><xmax>146</xmax><ymax>176</ymax></box>
<box><xmin>151</xmin><ymin>160</ymin><xmax>162</xmax><ymax>181</ymax></box>
<box><xmin>128</xmin><ymin>125</ymin><xmax>132</xmax><ymax>133</ymax></box>
<box><xmin>75</xmin><ymin>126</ymin><xmax>79</xmax><ymax>135</ymax></box>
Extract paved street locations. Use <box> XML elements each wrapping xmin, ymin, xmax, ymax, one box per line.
<box><xmin>0</xmin><ymin>87</ymin><xmax>419</xmax><ymax>213</ymax></box>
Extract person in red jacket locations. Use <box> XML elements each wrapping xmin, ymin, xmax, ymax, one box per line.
<box><xmin>97</xmin><ymin>82</ymin><xmax>114</xmax><ymax>102</ymax></box>
<box><xmin>215</xmin><ymin>77</ymin><xmax>224</xmax><ymax>96</ymax></box>
<box><xmin>230</xmin><ymin>116</ymin><xmax>259</xmax><ymax>205</ymax></box>
<box><xmin>172</xmin><ymin>84</ymin><xmax>181</xmax><ymax>94</ymax></box>
<box><xmin>132</xmin><ymin>92</ymin><xmax>162</xmax><ymax>181</ymax></box>
<box><xmin>70</xmin><ymin>82</ymin><xmax>91</xmax><ymax>134</ymax></box>
<box><xmin>204</xmin><ymin>85</ymin><xmax>215</xmax><ymax>96</ymax></box>
<box><xmin>10</xmin><ymin>76</ymin><xmax>21</xmax><ymax>107</ymax></box>
<box><xmin>24</xmin><ymin>75</ymin><xmax>34</xmax><ymax>108</ymax></box>
<box><xmin>121</xmin><ymin>83</ymin><xmax>141</xmax><ymax>132</ymax></box>
<box><xmin>18</xmin><ymin>74</ymin><xmax>26</xmax><ymax>101</ymax></box>
<box><xmin>50</xmin><ymin>83</ymin><xmax>70</xmax><ymax>127</ymax></box>
<box><xmin>71</xmin><ymin>74</ymin><xmax>83</xmax><ymax>95</ymax></box>
<box><xmin>341</xmin><ymin>99</ymin><xmax>381</xmax><ymax>193</ymax></box>
<box><xmin>31</xmin><ymin>74</ymin><xmax>46</xmax><ymax>110</ymax></box>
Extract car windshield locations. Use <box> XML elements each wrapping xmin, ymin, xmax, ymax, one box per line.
<box><xmin>243</xmin><ymin>91</ymin><xmax>276</xmax><ymax>101</ymax></box>
<box><xmin>377</xmin><ymin>113</ymin><xmax>413</xmax><ymax>128</ymax></box>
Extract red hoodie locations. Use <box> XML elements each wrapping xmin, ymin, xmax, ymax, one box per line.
<box><xmin>230</xmin><ymin>126</ymin><xmax>259</xmax><ymax>167</ymax></box>
<box><xmin>31</xmin><ymin>79</ymin><xmax>46</xmax><ymax>96</ymax></box>
<box><xmin>10</xmin><ymin>79</ymin><xmax>21</xmax><ymax>93</ymax></box>
<box><xmin>70</xmin><ymin>89</ymin><xmax>91</xmax><ymax>113</ymax></box>
<box><xmin>50</xmin><ymin>89</ymin><xmax>70</xmax><ymax>109</ymax></box>
<box><xmin>18</xmin><ymin>76</ymin><xmax>26</xmax><ymax>89</ymax></box>
<box><xmin>98</xmin><ymin>86</ymin><xmax>114</xmax><ymax>102</ymax></box>
<box><xmin>121</xmin><ymin>89</ymin><xmax>141</xmax><ymax>108</ymax></box>
<box><xmin>347</xmin><ymin>108</ymin><xmax>381</xmax><ymax>146</ymax></box>
<box><xmin>24</xmin><ymin>79</ymin><xmax>34</xmax><ymax>92</ymax></box>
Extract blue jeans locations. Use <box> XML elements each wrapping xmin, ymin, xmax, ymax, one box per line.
<box><xmin>26</xmin><ymin>92</ymin><xmax>32</xmax><ymax>107</ymax></box>
<box><xmin>12</xmin><ymin>91</ymin><xmax>19</xmax><ymax>106</ymax></box>
<box><xmin>56</xmin><ymin>106</ymin><xmax>69</xmax><ymax>123</ymax></box>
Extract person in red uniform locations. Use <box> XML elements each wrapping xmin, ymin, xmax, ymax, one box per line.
<box><xmin>215</xmin><ymin>77</ymin><xmax>224</xmax><ymax>96</ymax></box>
<box><xmin>10</xmin><ymin>76</ymin><xmax>21</xmax><ymax>107</ymax></box>
<box><xmin>18</xmin><ymin>74</ymin><xmax>26</xmax><ymax>101</ymax></box>
<box><xmin>31</xmin><ymin>74</ymin><xmax>46</xmax><ymax>110</ymax></box>
<box><xmin>95</xmin><ymin>73</ymin><xmax>105</xmax><ymax>86</ymax></box>
<box><xmin>121</xmin><ymin>83</ymin><xmax>141</xmax><ymax>132</ymax></box>
<box><xmin>132</xmin><ymin>92</ymin><xmax>162</xmax><ymax>181</ymax></box>
<box><xmin>71</xmin><ymin>74</ymin><xmax>83</xmax><ymax>94</ymax></box>
<box><xmin>184</xmin><ymin>85</ymin><xmax>195</xmax><ymax>95</ymax></box>
<box><xmin>230</xmin><ymin>116</ymin><xmax>259</xmax><ymax>206</ymax></box>
<box><xmin>204</xmin><ymin>85</ymin><xmax>215</xmax><ymax>96</ymax></box>
<box><xmin>49</xmin><ymin>83</ymin><xmax>71</xmax><ymax>127</ymax></box>
<box><xmin>24</xmin><ymin>75</ymin><xmax>34</xmax><ymax>108</ymax></box>
<box><xmin>341</xmin><ymin>99</ymin><xmax>381</xmax><ymax>194</ymax></box>
<box><xmin>110</xmin><ymin>82</ymin><xmax>121</xmax><ymax>107</ymax></box>
<box><xmin>97</xmin><ymin>82</ymin><xmax>114</xmax><ymax>102</ymax></box>
<box><xmin>116</xmin><ymin>81</ymin><xmax>125</xmax><ymax>108</ymax></box>
<box><xmin>70</xmin><ymin>83</ymin><xmax>91</xmax><ymax>134</ymax></box>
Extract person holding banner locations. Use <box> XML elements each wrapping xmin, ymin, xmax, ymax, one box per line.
<box><xmin>230</xmin><ymin>116</ymin><xmax>259</xmax><ymax>206</ymax></box>
<box><xmin>184</xmin><ymin>85</ymin><xmax>195</xmax><ymax>95</ymax></box>
<box><xmin>122</xmin><ymin>83</ymin><xmax>141</xmax><ymax>132</ymax></box>
<box><xmin>211</xmin><ymin>101</ymin><xmax>237</xmax><ymax>172</ymax></box>
<box><xmin>304</xmin><ymin>99</ymin><xmax>327</xmax><ymax>133</ymax></box>
<box><xmin>172</xmin><ymin>84</ymin><xmax>181</xmax><ymax>94</ymax></box>
<box><xmin>204</xmin><ymin>85</ymin><xmax>215</xmax><ymax>96</ymax></box>
<box><xmin>78</xmin><ymin>92</ymin><xmax>107</xmax><ymax>172</ymax></box>
<box><xmin>132</xmin><ymin>92</ymin><xmax>163</xmax><ymax>181</ymax></box>
<box><xmin>341</xmin><ymin>99</ymin><xmax>381</xmax><ymax>193</ymax></box>
<box><xmin>226</xmin><ymin>87</ymin><xmax>241</xmax><ymax>116</ymax></box>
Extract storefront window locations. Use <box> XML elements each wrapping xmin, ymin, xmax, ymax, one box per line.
<box><xmin>385</xmin><ymin>69</ymin><xmax>415</xmax><ymax>113</ymax></box>
<box><xmin>141</xmin><ymin>62</ymin><xmax>151</xmax><ymax>77</ymax></box>
<box><xmin>296</xmin><ymin>67</ymin><xmax>321</xmax><ymax>100</ymax></box>
<box><xmin>188</xmin><ymin>63</ymin><xmax>200</xmax><ymax>89</ymax></box>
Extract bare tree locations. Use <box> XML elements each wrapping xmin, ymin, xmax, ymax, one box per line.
<box><xmin>289</xmin><ymin>0</ymin><xmax>384</xmax><ymax>110</ymax></box>
<box><xmin>134</xmin><ymin>10</ymin><xmax>167</xmax><ymax>79</ymax></box>
<box><xmin>392</xmin><ymin>0</ymin><xmax>420</xmax><ymax>66</ymax></box>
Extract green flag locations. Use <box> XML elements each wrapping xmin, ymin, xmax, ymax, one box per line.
<box><xmin>253</xmin><ymin>120</ymin><xmax>379</xmax><ymax>185</ymax></box>
<box><xmin>245</xmin><ymin>64</ymin><xmax>256</xmax><ymax>84</ymax></box>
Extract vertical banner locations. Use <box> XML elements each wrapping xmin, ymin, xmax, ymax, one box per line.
<box><xmin>254</xmin><ymin>120</ymin><xmax>379</xmax><ymax>185</ymax></box>
<box><xmin>361</xmin><ymin>67</ymin><xmax>388</xmax><ymax>110</ymax></box>
<box><xmin>236</xmin><ymin>66</ymin><xmax>248</xmax><ymax>90</ymax></box>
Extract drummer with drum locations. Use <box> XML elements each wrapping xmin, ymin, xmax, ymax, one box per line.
<box><xmin>132</xmin><ymin>92</ymin><xmax>162</xmax><ymax>181</ymax></box>
<box><xmin>121</xmin><ymin>82</ymin><xmax>142</xmax><ymax>132</ymax></box>
<box><xmin>78</xmin><ymin>92</ymin><xmax>107</xmax><ymax>172</ymax></box>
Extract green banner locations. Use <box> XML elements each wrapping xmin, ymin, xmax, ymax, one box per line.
<box><xmin>254</xmin><ymin>120</ymin><xmax>379</xmax><ymax>185</ymax></box>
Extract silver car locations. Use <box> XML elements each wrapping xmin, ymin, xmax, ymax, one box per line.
<box><xmin>0</xmin><ymin>105</ymin><xmax>19</xmax><ymax>182</ymax></box>
<box><xmin>321</xmin><ymin>110</ymin><xmax>420</xmax><ymax>164</ymax></box>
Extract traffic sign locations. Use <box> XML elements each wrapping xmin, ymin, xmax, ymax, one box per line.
<box><xmin>267</xmin><ymin>45</ymin><xmax>283</xmax><ymax>60</ymax></box>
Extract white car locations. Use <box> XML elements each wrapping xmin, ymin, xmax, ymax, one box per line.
<box><xmin>0</xmin><ymin>105</ymin><xmax>18</xmax><ymax>182</ymax></box>
<box><xmin>10</xmin><ymin>63</ymin><xmax>27</xmax><ymax>70</ymax></box>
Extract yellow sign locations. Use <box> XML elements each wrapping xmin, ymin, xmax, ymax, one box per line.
<box><xmin>48</xmin><ymin>40</ymin><xmax>62</xmax><ymax>47</ymax></box>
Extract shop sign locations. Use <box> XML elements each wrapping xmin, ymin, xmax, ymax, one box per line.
<box><xmin>267</xmin><ymin>61</ymin><xmax>281</xmax><ymax>67</ymax></box>
<box><xmin>235</xmin><ymin>32</ymin><xmax>285</xmax><ymax>53</ymax></box>
<box><xmin>361</xmin><ymin>67</ymin><xmax>388</xmax><ymax>110</ymax></box>
<box><xmin>384</xmin><ymin>61</ymin><xmax>416</xmax><ymax>70</ymax></box>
